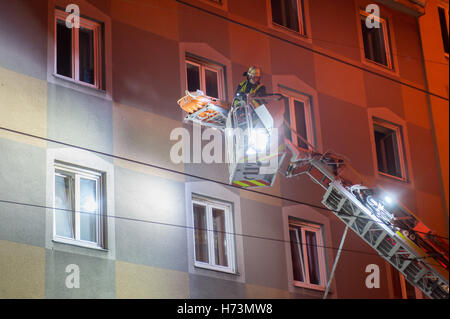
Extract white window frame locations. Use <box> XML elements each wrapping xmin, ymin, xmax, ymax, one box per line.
<box><xmin>191</xmin><ymin>196</ymin><xmax>236</xmax><ymax>274</ymax></box>
<box><xmin>289</xmin><ymin>220</ymin><xmax>327</xmax><ymax>291</ymax></box>
<box><xmin>53</xmin><ymin>162</ymin><xmax>105</xmax><ymax>249</ymax></box>
<box><xmin>359</xmin><ymin>9</ymin><xmax>393</xmax><ymax>70</ymax></box>
<box><xmin>185</xmin><ymin>57</ymin><xmax>225</xmax><ymax>100</ymax></box>
<box><xmin>372</xmin><ymin>118</ymin><xmax>408</xmax><ymax>182</ymax></box>
<box><xmin>54</xmin><ymin>9</ymin><xmax>102</xmax><ymax>89</ymax></box>
<box><xmin>268</xmin><ymin>0</ymin><xmax>306</xmax><ymax>36</ymax></box>
<box><xmin>283</xmin><ymin>93</ymin><xmax>314</xmax><ymax>150</ymax></box>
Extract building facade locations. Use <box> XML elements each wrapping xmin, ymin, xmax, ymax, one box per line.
<box><xmin>0</xmin><ymin>0</ymin><xmax>447</xmax><ymax>299</ymax></box>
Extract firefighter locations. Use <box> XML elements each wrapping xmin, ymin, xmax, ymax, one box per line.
<box><xmin>233</xmin><ymin>66</ymin><xmax>267</xmax><ymax>108</ymax></box>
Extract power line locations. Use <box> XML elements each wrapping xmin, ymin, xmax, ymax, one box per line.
<box><xmin>174</xmin><ymin>0</ymin><xmax>449</xmax><ymax>102</ymax></box>
<box><xmin>116</xmin><ymin>0</ymin><xmax>449</xmax><ymax>66</ymax></box>
<box><xmin>0</xmin><ymin>125</ymin><xmax>448</xmax><ymax>244</ymax></box>
<box><xmin>0</xmin><ymin>198</ymin><xmax>446</xmax><ymax>269</ymax></box>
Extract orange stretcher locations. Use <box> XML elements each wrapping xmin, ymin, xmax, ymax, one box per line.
<box><xmin>177</xmin><ymin>90</ymin><xmax>230</xmax><ymax>130</ymax></box>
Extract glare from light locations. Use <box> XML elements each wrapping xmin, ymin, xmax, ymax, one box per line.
<box><xmin>384</xmin><ymin>196</ymin><xmax>393</xmax><ymax>204</ymax></box>
<box><xmin>246</xmin><ymin>147</ymin><xmax>256</xmax><ymax>155</ymax></box>
<box><xmin>248</xmin><ymin>130</ymin><xmax>268</xmax><ymax>153</ymax></box>
<box><xmin>83</xmin><ymin>198</ymin><xmax>98</xmax><ymax>212</ymax></box>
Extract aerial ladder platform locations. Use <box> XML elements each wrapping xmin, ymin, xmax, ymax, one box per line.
<box><xmin>178</xmin><ymin>90</ymin><xmax>449</xmax><ymax>299</ymax></box>
<box><xmin>285</xmin><ymin>143</ymin><xmax>449</xmax><ymax>299</ymax></box>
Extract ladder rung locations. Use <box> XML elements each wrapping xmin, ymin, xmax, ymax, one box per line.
<box><xmin>388</xmin><ymin>243</ymin><xmax>401</xmax><ymax>257</ymax></box>
<box><xmin>374</xmin><ymin>232</ymin><xmax>387</xmax><ymax>248</ymax></box>
<box><xmin>400</xmin><ymin>260</ymin><xmax>412</xmax><ymax>272</ymax></box>
<box><xmin>414</xmin><ymin>268</ymin><xmax>429</xmax><ymax>283</ymax></box>
<box><xmin>361</xmin><ymin>221</ymin><xmax>374</xmax><ymax>237</ymax></box>
<box><xmin>336</xmin><ymin>197</ymin><xmax>346</xmax><ymax>211</ymax></box>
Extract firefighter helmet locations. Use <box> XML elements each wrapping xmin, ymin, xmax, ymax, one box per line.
<box><xmin>246</xmin><ymin>66</ymin><xmax>261</xmax><ymax>77</ymax></box>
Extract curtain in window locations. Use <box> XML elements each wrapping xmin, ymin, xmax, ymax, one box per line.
<box><xmin>79</xmin><ymin>27</ymin><xmax>95</xmax><ymax>84</ymax></box>
<box><xmin>80</xmin><ymin>178</ymin><xmax>97</xmax><ymax>242</ymax></box>
<box><xmin>55</xmin><ymin>174</ymin><xmax>74</xmax><ymax>238</ymax></box>
<box><xmin>193</xmin><ymin>204</ymin><xmax>209</xmax><ymax>263</ymax></box>
<box><xmin>289</xmin><ymin>228</ymin><xmax>305</xmax><ymax>282</ymax></box>
<box><xmin>213</xmin><ymin>208</ymin><xmax>228</xmax><ymax>267</ymax></box>
<box><xmin>305</xmin><ymin>230</ymin><xmax>321</xmax><ymax>285</ymax></box>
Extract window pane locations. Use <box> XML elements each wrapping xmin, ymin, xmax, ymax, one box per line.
<box><xmin>80</xmin><ymin>178</ymin><xmax>97</xmax><ymax>242</ymax></box>
<box><xmin>56</xmin><ymin>20</ymin><xmax>72</xmax><ymax>77</ymax></box>
<box><xmin>438</xmin><ymin>7</ymin><xmax>449</xmax><ymax>54</ymax></box>
<box><xmin>289</xmin><ymin>228</ymin><xmax>305</xmax><ymax>282</ymax></box>
<box><xmin>293</xmin><ymin>100</ymin><xmax>308</xmax><ymax>149</ymax></box>
<box><xmin>271</xmin><ymin>0</ymin><xmax>300</xmax><ymax>32</ymax></box>
<box><xmin>374</xmin><ymin>124</ymin><xmax>402</xmax><ymax>177</ymax></box>
<box><xmin>283</xmin><ymin>98</ymin><xmax>292</xmax><ymax>141</ymax></box>
<box><xmin>186</xmin><ymin>63</ymin><xmax>200</xmax><ymax>92</ymax></box>
<box><xmin>305</xmin><ymin>230</ymin><xmax>321</xmax><ymax>285</ymax></box>
<box><xmin>212</xmin><ymin>208</ymin><xmax>228</xmax><ymax>267</ymax></box>
<box><xmin>79</xmin><ymin>27</ymin><xmax>95</xmax><ymax>85</ymax></box>
<box><xmin>361</xmin><ymin>16</ymin><xmax>388</xmax><ymax>66</ymax></box>
<box><xmin>193</xmin><ymin>204</ymin><xmax>209</xmax><ymax>263</ymax></box>
<box><xmin>55</xmin><ymin>174</ymin><xmax>74</xmax><ymax>238</ymax></box>
<box><xmin>205</xmin><ymin>69</ymin><xmax>219</xmax><ymax>98</ymax></box>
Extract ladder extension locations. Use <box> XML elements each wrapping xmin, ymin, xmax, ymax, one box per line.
<box><xmin>286</xmin><ymin>146</ymin><xmax>449</xmax><ymax>299</ymax></box>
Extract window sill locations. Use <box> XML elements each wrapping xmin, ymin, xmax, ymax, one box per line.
<box><xmin>194</xmin><ymin>262</ymin><xmax>239</xmax><ymax>275</ymax></box>
<box><xmin>52</xmin><ymin>73</ymin><xmax>104</xmax><ymax>91</ymax></box>
<box><xmin>198</xmin><ymin>0</ymin><xmax>228</xmax><ymax>11</ymax></box>
<box><xmin>268</xmin><ymin>23</ymin><xmax>310</xmax><ymax>44</ymax></box>
<box><xmin>293</xmin><ymin>280</ymin><xmax>326</xmax><ymax>292</ymax></box>
<box><xmin>362</xmin><ymin>59</ymin><xmax>398</xmax><ymax>77</ymax></box>
<box><xmin>52</xmin><ymin>237</ymin><xmax>108</xmax><ymax>252</ymax></box>
<box><xmin>378</xmin><ymin>171</ymin><xmax>408</xmax><ymax>183</ymax></box>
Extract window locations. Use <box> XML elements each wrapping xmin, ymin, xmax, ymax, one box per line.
<box><xmin>198</xmin><ymin>0</ymin><xmax>228</xmax><ymax>10</ymax></box>
<box><xmin>373</xmin><ymin>118</ymin><xmax>407</xmax><ymax>181</ymax></box>
<box><xmin>270</xmin><ymin>0</ymin><xmax>306</xmax><ymax>35</ymax></box>
<box><xmin>283</xmin><ymin>93</ymin><xmax>314</xmax><ymax>150</ymax></box>
<box><xmin>191</xmin><ymin>196</ymin><xmax>235</xmax><ymax>273</ymax></box>
<box><xmin>289</xmin><ymin>218</ymin><xmax>327</xmax><ymax>289</ymax></box>
<box><xmin>438</xmin><ymin>7</ymin><xmax>449</xmax><ymax>55</ymax></box>
<box><xmin>55</xmin><ymin>9</ymin><xmax>103</xmax><ymax>89</ymax></box>
<box><xmin>360</xmin><ymin>10</ymin><xmax>393</xmax><ymax>69</ymax></box>
<box><xmin>54</xmin><ymin>162</ymin><xmax>105</xmax><ymax>248</ymax></box>
<box><xmin>185</xmin><ymin>56</ymin><xmax>225</xmax><ymax>99</ymax></box>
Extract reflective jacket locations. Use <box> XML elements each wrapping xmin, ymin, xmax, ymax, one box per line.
<box><xmin>234</xmin><ymin>80</ymin><xmax>266</xmax><ymax>107</ymax></box>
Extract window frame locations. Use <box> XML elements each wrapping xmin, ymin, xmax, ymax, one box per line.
<box><xmin>282</xmin><ymin>93</ymin><xmax>314</xmax><ymax>151</ymax></box>
<box><xmin>359</xmin><ymin>9</ymin><xmax>393</xmax><ymax>70</ymax></box>
<box><xmin>191</xmin><ymin>196</ymin><xmax>236</xmax><ymax>274</ymax></box>
<box><xmin>54</xmin><ymin>9</ymin><xmax>103</xmax><ymax>90</ymax></box>
<box><xmin>198</xmin><ymin>0</ymin><xmax>228</xmax><ymax>11</ymax></box>
<box><xmin>53</xmin><ymin>162</ymin><xmax>105</xmax><ymax>250</ymax></box>
<box><xmin>185</xmin><ymin>56</ymin><xmax>225</xmax><ymax>100</ymax></box>
<box><xmin>289</xmin><ymin>219</ymin><xmax>327</xmax><ymax>291</ymax></box>
<box><xmin>438</xmin><ymin>5</ymin><xmax>449</xmax><ymax>57</ymax></box>
<box><xmin>268</xmin><ymin>0</ymin><xmax>306</xmax><ymax>36</ymax></box>
<box><xmin>372</xmin><ymin>118</ymin><xmax>408</xmax><ymax>182</ymax></box>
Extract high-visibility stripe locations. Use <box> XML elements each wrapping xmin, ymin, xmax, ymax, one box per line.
<box><xmin>249</xmin><ymin>180</ymin><xmax>266</xmax><ymax>187</ymax></box>
<box><xmin>233</xmin><ymin>181</ymin><xmax>250</xmax><ymax>187</ymax></box>
<box><xmin>233</xmin><ymin>179</ymin><xmax>270</xmax><ymax>187</ymax></box>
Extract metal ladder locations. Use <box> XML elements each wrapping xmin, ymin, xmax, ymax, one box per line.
<box><xmin>288</xmin><ymin>157</ymin><xmax>449</xmax><ymax>299</ymax></box>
